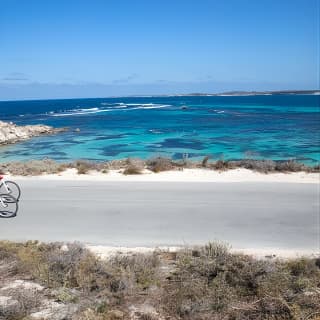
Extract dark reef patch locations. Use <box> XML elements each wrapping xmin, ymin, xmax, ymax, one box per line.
<box><xmin>94</xmin><ymin>134</ymin><xmax>127</xmax><ymax>141</ymax></box>
<box><xmin>157</xmin><ymin>138</ymin><xmax>205</xmax><ymax>150</ymax></box>
<box><xmin>98</xmin><ymin>144</ymin><xmax>130</xmax><ymax>157</ymax></box>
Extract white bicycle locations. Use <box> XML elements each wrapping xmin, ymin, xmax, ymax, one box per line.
<box><xmin>0</xmin><ymin>175</ymin><xmax>20</xmax><ymax>218</ymax></box>
<box><xmin>0</xmin><ymin>175</ymin><xmax>21</xmax><ymax>200</ymax></box>
<box><xmin>0</xmin><ymin>194</ymin><xmax>18</xmax><ymax>218</ymax></box>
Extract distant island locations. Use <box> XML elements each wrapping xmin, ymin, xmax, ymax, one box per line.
<box><xmin>121</xmin><ymin>89</ymin><xmax>320</xmax><ymax>98</ymax></box>
<box><xmin>170</xmin><ymin>89</ymin><xmax>320</xmax><ymax>97</ymax></box>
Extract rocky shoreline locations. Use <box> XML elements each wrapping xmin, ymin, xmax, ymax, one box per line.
<box><xmin>0</xmin><ymin>120</ymin><xmax>66</xmax><ymax>145</ymax></box>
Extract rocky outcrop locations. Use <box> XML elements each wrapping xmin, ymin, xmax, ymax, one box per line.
<box><xmin>0</xmin><ymin>121</ymin><xmax>66</xmax><ymax>145</ymax></box>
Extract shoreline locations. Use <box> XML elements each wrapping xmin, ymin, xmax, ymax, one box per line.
<box><xmin>8</xmin><ymin>167</ymin><xmax>320</xmax><ymax>183</ymax></box>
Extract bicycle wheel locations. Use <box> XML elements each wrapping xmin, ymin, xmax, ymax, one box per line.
<box><xmin>3</xmin><ymin>181</ymin><xmax>21</xmax><ymax>200</ymax></box>
<box><xmin>0</xmin><ymin>194</ymin><xmax>18</xmax><ymax>218</ymax></box>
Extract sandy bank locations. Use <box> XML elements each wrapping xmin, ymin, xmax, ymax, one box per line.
<box><xmin>9</xmin><ymin>167</ymin><xmax>320</xmax><ymax>183</ymax></box>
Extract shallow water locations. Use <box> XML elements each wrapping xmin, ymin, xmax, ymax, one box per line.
<box><xmin>0</xmin><ymin>95</ymin><xmax>319</xmax><ymax>164</ymax></box>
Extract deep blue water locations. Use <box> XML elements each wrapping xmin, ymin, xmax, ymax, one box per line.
<box><xmin>0</xmin><ymin>95</ymin><xmax>319</xmax><ymax>164</ymax></box>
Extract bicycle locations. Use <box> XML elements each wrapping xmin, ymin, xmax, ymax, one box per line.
<box><xmin>0</xmin><ymin>194</ymin><xmax>18</xmax><ymax>218</ymax></box>
<box><xmin>0</xmin><ymin>175</ymin><xmax>21</xmax><ymax>200</ymax></box>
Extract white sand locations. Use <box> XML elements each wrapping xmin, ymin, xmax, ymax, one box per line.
<box><xmin>9</xmin><ymin>168</ymin><xmax>320</xmax><ymax>183</ymax></box>
<box><xmin>87</xmin><ymin>245</ymin><xmax>318</xmax><ymax>259</ymax></box>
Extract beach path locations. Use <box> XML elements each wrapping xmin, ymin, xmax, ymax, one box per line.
<box><xmin>0</xmin><ymin>180</ymin><xmax>319</xmax><ymax>253</ymax></box>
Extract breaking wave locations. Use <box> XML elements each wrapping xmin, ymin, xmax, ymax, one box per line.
<box><xmin>46</xmin><ymin>103</ymin><xmax>170</xmax><ymax>117</ymax></box>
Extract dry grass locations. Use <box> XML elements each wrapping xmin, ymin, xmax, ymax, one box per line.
<box><xmin>0</xmin><ymin>159</ymin><xmax>66</xmax><ymax>176</ymax></box>
<box><xmin>0</xmin><ymin>157</ymin><xmax>318</xmax><ymax>177</ymax></box>
<box><xmin>123</xmin><ymin>158</ymin><xmax>145</xmax><ymax>175</ymax></box>
<box><xmin>0</xmin><ymin>241</ymin><xmax>319</xmax><ymax>320</ymax></box>
<box><xmin>228</xmin><ymin>159</ymin><xmax>314</xmax><ymax>173</ymax></box>
<box><xmin>146</xmin><ymin>157</ymin><xmax>175</xmax><ymax>172</ymax></box>
<box><xmin>72</xmin><ymin>160</ymin><xmax>102</xmax><ymax>174</ymax></box>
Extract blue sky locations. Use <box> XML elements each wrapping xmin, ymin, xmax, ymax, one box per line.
<box><xmin>0</xmin><ymin>0</ymin><xmax>319</xmax><ymax>100</ymax></box>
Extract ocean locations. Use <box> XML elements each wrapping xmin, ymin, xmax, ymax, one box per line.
<box><xmin>0</xmin><ymin>95</ymin><xmax>319</xmax><ymax>164</ymax></box>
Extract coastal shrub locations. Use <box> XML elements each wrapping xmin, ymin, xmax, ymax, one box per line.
<box><xmin>1</xmin><ymin>240</ymin><xmax>320</xmax><ymax>319</ymax></box>
<box><xmin>74</xmin><ymin>252</ymin><xmax>111</xmax><ymax>293</ymax></box>
<box><xmin>274</xmin><ymin>160</ymin><xmax>308</xmax><ymax>172</ymax></box>
<box><xmin>73</xmin><ymin>160</ymin><xmax>98</xmax><ymax>174</ymax></box>
<box><xmin>0</xmin><ymin>159</ymin><xmax>65</xmax><ymax>176</ymax></box>
<box><xmin>211</xmin><ymin>159</ymin><xmax>233</xmax><ymax>171</ymax></box>
<box><xmin>312</xmin><ymin>164</ymin><xmax>320</xmax><ymax>172</ymax></box>
<box><xmin>232</xmin><ymin>159</ymin><xmax>276</xmax><ymax>173</ymax></box>
<box><xmin>201</xmin><ymin>155</ymin><xmax>210</xmax><ymax>168</ymax></box>
<box><xmin>123</xmin><ymin>158</ymin><xmax>144</xmax><ymax>175</ymax></box>
<box><xmin>109</xmin><ymin>252</ymin><xmax>161</xmax><ymax>291</ymax></box>
<box><xmin>103</xmin><ymin>159</ymin><xmax>127</xmax><ymax>170</ymax></box>
<box><xmin>160</xmin><ymin>243</ymin><xmax>320</xmax><ymax>319</ymax></box>
<box><xmin>0</xmin><ymin>158</ymin><xmax>318</xmax><ymax>176</ymax></box>
<box><xmin>147</xmin><ymin>157</ymin><xmax>174</xmax><ymax>172</ymax></box>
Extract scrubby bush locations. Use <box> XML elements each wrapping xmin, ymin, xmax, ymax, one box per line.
<box><xmin>109</xmin><ymin>252</ymin><xmax>160</xmax><ymax>291</ymax></box>
<box><xmin>211</xmin><ymin>159</ymin><xmax>233</xmax><ymax>171</ymax></box>
<box><xmin>161</xmin><ymin>244</ymin><xmax>320</xmax><ymax>319</ymax></box>
<box><xmin>147</xmin><ymin>157</ymin><xmax>174</xmax><ymax>172</ymax></box>
<box><xmin>1</xmin><ymin>240</ymin><xmax>320</xmax><ymax>319</ymax></box>
<box><xmin>0</xmin><ymin>159</ymin><xmax>66</xmax><ymax>176</ymax></box>
<box><xmin>274</xmin><ymin>160</ymin><xmax>309</xmax><ymax>172</ymax></box>
<box><xmin>0</xmin><ymin>158</ymin><xmax>318</xmax><ymax>176</ymax></box>
<box><xmin>201</xmin><ymin>155</ymin><xmax>210</xmax><ymax>168</ymax></box>
<box><xmin>123</xmin><ymin>158</ymin><xmax>144</xmax><ymax>175</ymax></box>
<box><xmin>232</xmin><ymin>159</ymin><xmax>276</xmax><ymax>173</ymax></box>
<box><xmin>73</xmin><ymin>160</ymin><xmax>99</xmax><ymax>174</ymax></box>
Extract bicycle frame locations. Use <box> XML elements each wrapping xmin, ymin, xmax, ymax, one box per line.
<box><xmin>0</xmin><ymin>196</ymin><xmax>8</xmax><ymax>208</ymax></box>
<box><xmin>0</xmin><ymin>176</ymin><xmax>11</xmax><ymax>194</ymax></box>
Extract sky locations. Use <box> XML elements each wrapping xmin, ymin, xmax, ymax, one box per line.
<box><xmin>0</xmin><ymin>0</ymin><xmax>319</xmax><ymax>100</ymax></box>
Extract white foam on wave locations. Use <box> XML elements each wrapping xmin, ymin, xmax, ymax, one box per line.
<box><xmin>51</xmin><ymin>108</ymin><xmax>111</xmax><ymax>117</ymax></box>
<box><xmin>101</xmin><ymin>102</ymin><xmax>128</xmax><ymax>108</ymax></box>
<box><xmin>113</xmin><ymin>105</ymin><xmax>128</xmax><ymax>109</ymax></box>
<box><xmin>128</xmin><ymin>104</ymin><xmax>171</xmax><ymax>110</ymax></box>
<box><xmin>76</xmin><ymin>107</ymin><xmax>99</xmax><ymax>112</ymax></box>
<box><xmin>213</xmin><ymin>109</ymin><xmax>225</xmax><ymax>114</ymax></box>
<box><xmin>140</xmin><ymin>104</ymin><xmax>170</xmax><ymax>109</ymax></box>
<box><xmin>49</xmin><ymin>103</ymin><xmax>170</xmax><ymax>117</ymax></box>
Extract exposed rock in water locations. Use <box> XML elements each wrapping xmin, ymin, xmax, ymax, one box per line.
<box><xmin>0</xmin><ymin>120</ymin><xmax>67</xmax><ymax>146</ymax></box>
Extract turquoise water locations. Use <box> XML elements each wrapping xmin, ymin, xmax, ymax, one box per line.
<box><xmin>0</xmin><ymin>95</ymin><xmax>319</xmax><ymax>164</ymax></box>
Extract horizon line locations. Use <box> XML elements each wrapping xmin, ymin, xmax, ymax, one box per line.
<box><xmin>0</xmin><ymin>89</ymin><xmax>319</xmax><ymax>102</ymax></box>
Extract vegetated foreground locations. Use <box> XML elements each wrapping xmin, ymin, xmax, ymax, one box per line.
<box><xmin>0</xmin><ymin>241</ymin><xmax>319</xmax><ymax>320</ymax></box>
<box><xmin>0</xmin><ymin>157</ymin><xmax>319</xmax><ymax>176</ymax></box>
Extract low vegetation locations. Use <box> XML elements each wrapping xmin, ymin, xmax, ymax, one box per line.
<box><xmin>0</xmin><ymin>241</ymin><xmax>319</xmax><ymax>319</ymax></box>
<box><xmin>146</xmin><ymin>157</ymin><xmax>176</xmax><ymax>172</ymax></box>
<box><xmin>123</xmin><ymin>158</ymin><xmax>145</xmax><ymax>175</ymax></box>
<box><xmin>0</xmin><ymin>157</ymin><xmax>318</xmax><ymax>176</ymax></box>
